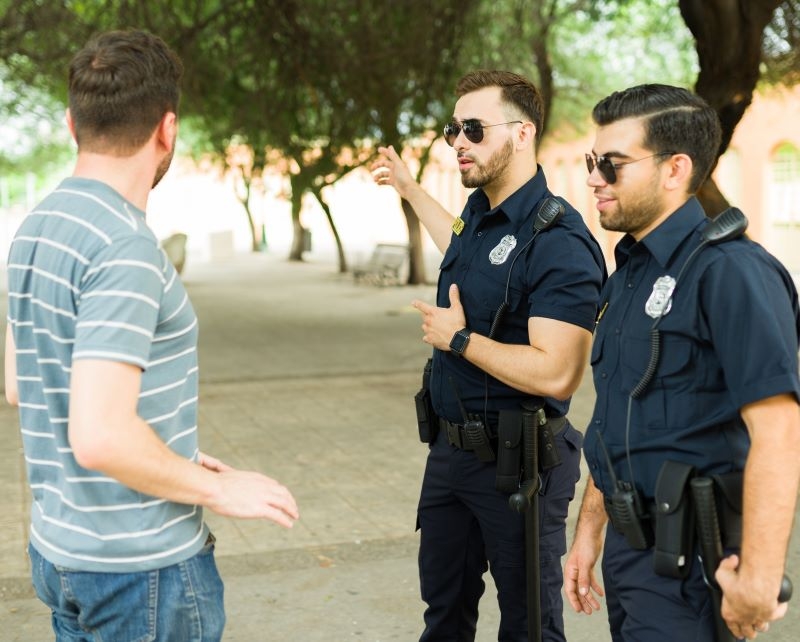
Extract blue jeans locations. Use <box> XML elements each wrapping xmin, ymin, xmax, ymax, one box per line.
<box><xmin>28</xmin><ymin>535</ymin><xmax>225</xmax><ymax>642</ymax></box>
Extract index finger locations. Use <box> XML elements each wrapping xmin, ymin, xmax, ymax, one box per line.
<box><xmin>411</xmin><ymin>299</ymin><xmax>433</xmax><ymax>315</ymax></box>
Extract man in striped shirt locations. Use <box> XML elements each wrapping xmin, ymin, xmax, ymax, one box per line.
<box><xmin>4</xmin><ymin>29</ymin><xmax>298</xmax><ymax>641</ymax></box>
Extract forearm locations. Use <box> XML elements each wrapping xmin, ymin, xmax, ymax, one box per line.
<box><xmin>463</xmin><ymin>333</ymin><xmax>585</xmax><ymax>399</ymax></box>
<box><xmin>399</xmin><ymin>181</ymin><xmax>455</xmax><ymax>253</ymax></box>
<box><xmin>738</xmin><ymin>414</ymin><xmax>800</xmax><ymax>592</ymax></box>
<box><xmin>73</xmin><ymin>413</ymin><xmax>221</xmax><ymax>507</ymax></box>
<box><xmin>69</xmin><ymin>359</ymin><xmax>221</xmax><ymax>507</ymax></box>
<box><xmin>575</xmin><ymin>475</ymin><xmax>608</xmax><ymax>542</ymax></box>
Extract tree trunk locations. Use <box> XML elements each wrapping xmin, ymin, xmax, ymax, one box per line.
<box><xmin>696</xmin><ymin>178</ymin><xmax>730</xmax><ymax>218</ymax></box>
<box><xmin>310</xmin><ymin>187</ymin><xmax>348</xmax><ymax>273</ymax></box>
<box><xmin>400</xmin><ymin>138</ymin><xmax>441</xmax><ymax>285</ymax></box>
<box><xmin>679</xmin><ymin>0</ymin><xmax>782</xmax><ymax>213</ymax></box>
<box><xmin>288</xmin><ymin>173</ymin><xmax>307</xmax><ymax>262</ymax></box>
<box><xmin>403</xmin><ymin>200</ymin><xmax>426</xmax><ymax>284</ymax></box>
<box><xmin>235</xmin><ymin>171</ymin><xmax>260</xmax><ymax>252</ymax></box>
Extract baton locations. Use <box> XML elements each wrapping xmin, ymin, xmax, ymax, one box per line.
<box><xmin>509</xmin><ymin>406</ymin><xmax>544</xmax><ymax>642</ymax></box>
<box><xmin>691</xmin><ymin>477</ymin><xmax>793</xmax><ymax>642</ymax></box>
<box><xmin>691</xmin><ymin>477</ymin><xmax>735</xmax><ymax>642</ymax></box>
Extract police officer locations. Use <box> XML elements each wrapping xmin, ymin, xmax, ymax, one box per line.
<box><xmin>564</xmin><ymin>84</ymin><xmax>800</xmax><ymax>642</ymax></box>
<box><xmin>372</xmin><ymin>70</ymin><xmax>606</xmax><ymax>641</ymax></box>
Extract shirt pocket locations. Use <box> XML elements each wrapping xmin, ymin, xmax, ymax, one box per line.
<box><xmin>473</xmin><ymin>260</ymin><xmax>526</xmax><ymax>332</ymax></box>
<box><xmin>620</xmin><ymin>334</ymin><xmax>694</xmax><ymax>431</ymax></box>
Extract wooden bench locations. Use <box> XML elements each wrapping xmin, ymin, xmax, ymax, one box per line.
<box><xmin>352</xmin><ymin>243</ymin><xmax>409</xmax><ymax>286</ymax></box>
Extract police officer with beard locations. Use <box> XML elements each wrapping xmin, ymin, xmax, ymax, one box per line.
<box><xmin>372</xmin><ymin>70</ymin><xmax>605</xmax><ymax>642</ymax></box>
<box><xmin>564</xmin><ymin>84</ymin><xmax>800</xmax><ymax>642</ymax></box>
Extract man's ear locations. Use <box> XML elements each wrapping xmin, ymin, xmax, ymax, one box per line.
<box><xmin>65</xmin><ymin>108</ymin><xmax>78</xmax><ymax>143</ymax></box>
<box><xmin>156</xmin><ymin>112</ymin><xmax>178</xmax><ymax>152</ymax></box>
<box><xmin>516</xmin><ymin>121</ymin><xmax>536</xmax><ymax>151</ymax></box>
<box><xmin>663</xmin><ymin>153</ymin><xmax>693</xmax><ymax>192</ymax></box>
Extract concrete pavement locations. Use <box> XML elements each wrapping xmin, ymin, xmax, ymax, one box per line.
<box><xmin>1</xmin><ymin>251</ymin><xmax>799</xmax><ymax>641</ymax></box>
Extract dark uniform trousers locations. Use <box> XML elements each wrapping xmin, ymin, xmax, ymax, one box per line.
<box><xmin>602</xmin><ymin>527</ymin><xmax>716</xmax><ymax>641</ymax></box>
<box><xmin>417</xmin><ymin>422</ymin><xmax>582</xmax><ymax>642</ymax></box>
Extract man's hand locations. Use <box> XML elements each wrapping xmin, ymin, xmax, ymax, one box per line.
<box><xmin>412</xmin><ymin>284</ymin><xmax>467</xmax><ymax>352</ymax></box>
<box><xmin>564</xmin><ymin>535</ymin><xmax>605</xmax><ymax>615</ymax></box>
<box><xmin>207</xmin><ymin>469</ymin><xmax>300</xmax><ymax>529</ymax></box>
<box><xmin>369</xmin><ymin>143</ymin><xmax>456</xmax><ymax>253</ymax></box>
<box><xmin>370</xmin><ymin>145</ymin><xmax>416</xmax><ymax>198</ymax></box>
<box><xmin>198</xmin><ymin>451</ymin><xmax>299</xmax><ymax>529</ymax></box>
<box><xmin>716</xmin><ymin>554</ymin><xmax>787</xmax><ymax>639</ymax></box>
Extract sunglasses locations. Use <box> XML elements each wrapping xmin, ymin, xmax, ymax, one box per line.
<box><xmin>585</xmin><ymin>151</ymin><xmax>675</xmax><ymax>184</ymax></box>
<box><xmin>443</xmin><ymin>119</ymin><xmax>522</xmax><ymax>146</ymax></box>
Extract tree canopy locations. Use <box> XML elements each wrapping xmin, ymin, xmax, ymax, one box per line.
<box><xmin>1</xmin><ymin>0</ymin><xmax>798</xmax><ymax>279</ymax></box>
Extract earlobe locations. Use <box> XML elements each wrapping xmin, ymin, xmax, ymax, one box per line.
<box><xmin>664</xmin><ymin>153</ymin><xmax>693</xmax><ymax>191</ymax></box>
<box><xmin>517</xmin><ymin>122</ymin><xmax>536</xmax><ymax>151</ymax></box>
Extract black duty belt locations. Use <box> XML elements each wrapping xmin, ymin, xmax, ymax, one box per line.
<box><xmin>439</xmin><ymin>418</ymin><xmax>494</xmax><ymax>451</ymax></box>
<box><xmin>440</xmin><ymin>415</ymin><xmax>566</xmax><ymax>452</ymax></box>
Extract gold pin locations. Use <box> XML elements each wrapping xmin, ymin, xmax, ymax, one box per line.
<box><xmin>452</xmin><ymin>217</ymin><xmax>465</xmax><ymax>235</ymax></box>
<box><xmin>596</xmin><ymin>301</ymin><xmax>608</xmax><ymax>324</ymax></box>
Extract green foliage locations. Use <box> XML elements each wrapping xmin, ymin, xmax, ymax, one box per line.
<box><xmin>459</xmin><ymin>0</ymin><xmax>697</xmax><ymax>140</ymax></box>
<box><xmin>762</xmin><ymin>0</ymin><xmax>800</xmax><ymax>85</ymax></box>
<box><xmin>0</xmin><ymin>0</ymin><xmax>797</xmax><ymax>211</ymax></box>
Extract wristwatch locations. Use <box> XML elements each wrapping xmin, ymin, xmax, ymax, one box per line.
<box><xmin>449</xmin><ymin>328</ymin><xmax>472</xmax><ymax>357</ymax></box>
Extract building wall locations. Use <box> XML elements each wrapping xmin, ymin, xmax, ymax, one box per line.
<box><xmin>533</xmin><ymin>85</ymin><xmax>800</xmax><ymax>272</ymax></box>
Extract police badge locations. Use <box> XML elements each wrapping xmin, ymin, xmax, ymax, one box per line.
<box><xmin>489</xmin><ymin>235</ymin><xmax>517</xmax><ymax>265</ymax></box>
<box><xmin>645</xmin><ymin>275</ymin><xmax>676</xmax><ymax>318</ymax></box>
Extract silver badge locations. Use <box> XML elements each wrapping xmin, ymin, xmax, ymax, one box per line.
<box><xmin>645</xmin><ymin>275</ymin><xmax>676</xmax><ymax>319</ymax></box>
<box><xmin>489</xmin><ymin>235</ymin><xmax>517</xmax><ymax>265</ymax></box>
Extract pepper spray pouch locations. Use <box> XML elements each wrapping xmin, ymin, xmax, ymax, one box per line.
<box><xmin>414</xmin><ymin>359</ymin><xmax>438</xmax><ymax>443</ymax></box>
<box><xmin>653</xmin><ymin>460</ymin><xmax>696</xmax><ymax>579</ymax></box>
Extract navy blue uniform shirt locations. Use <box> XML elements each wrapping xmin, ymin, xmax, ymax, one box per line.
<box><xmin>584</xmin><ymin>197</ymin><xmax>800</xmax><ymax>500</ymax></box>
<box><xmin>429</xmin><ymin>167</ymin><xmax>606</xmax><ymax>426</ymax></box>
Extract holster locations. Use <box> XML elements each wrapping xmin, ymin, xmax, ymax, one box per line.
<box><xmin>653</xmin><ymin>460</ymin><xmax>696</xmax><ymax>579</ymax></box>
<box><xmin>414</xmin><ymin>359</ymin><xmax>438</xmax><ymax>443</ymax></box>
<box><xmin>495</xmin><ymin>405</ymin><xmax>564</xmax><ymax>493</ymax></box>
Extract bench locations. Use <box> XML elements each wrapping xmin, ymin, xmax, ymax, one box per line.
<box><xmin>352</xmin><ymin>243</ymin><xmax>409</xmax><ymax>286</ymax></box>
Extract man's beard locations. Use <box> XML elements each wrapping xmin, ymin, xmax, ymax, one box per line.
<box><xmin>599</xmin><ymin>172</ymin><xmax>664</xmax><ymax>237</ymax></box>
<box><xmin>461</xmin><ymin>138</ymin><xmax>514</xmax><ymax>189</ymax></box>
<box><xmin>152</xmin><ymin>146</ymin><xmax>174</xmax><ymax>189</ymax></box>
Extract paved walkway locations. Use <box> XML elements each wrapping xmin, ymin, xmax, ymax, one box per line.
<box><xmin>1</xmin><ymin>251</ymin><xmax>798</xmax><ymax>641</ymax></box>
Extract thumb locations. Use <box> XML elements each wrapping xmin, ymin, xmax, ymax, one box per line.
<box><xmin>385</xmin><ymin>144</ymin><xmax>400</xmax><ymax>161</ymax></box>
<box><xmin>449</xmin><ymin>283</ymin><xmax>461</xmax><ymax>308</ymax></box>
<box><xmin>715</xmin><ymin>554</ymin><xmax>738</xmax><ymax>587</ymax></box>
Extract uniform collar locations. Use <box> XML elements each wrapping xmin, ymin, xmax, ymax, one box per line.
<box><xmin>614</xmin><ymin>197</ymin><xmax>706</xmax><ymax>269</ymax></box>
<box><xmin>465</xmin><ymin>165</ymin><xmax>548</xmax><ymax>226</ymax></box>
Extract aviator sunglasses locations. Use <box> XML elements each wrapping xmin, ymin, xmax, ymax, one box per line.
<box><xmin>585</xmin><ymin>151</ymin><xmax>674</xmax><ymax>184</ymax></box>
<box><xmin>443</xmin><ymin>119</ymin><xmax>522</xmax><ymax>146</ymax></box>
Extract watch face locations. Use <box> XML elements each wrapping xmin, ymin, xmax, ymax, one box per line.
<box><xmin>450</xmin><ymin>329</ymin><xmax>470</xmax><ymax>355</ymax></box>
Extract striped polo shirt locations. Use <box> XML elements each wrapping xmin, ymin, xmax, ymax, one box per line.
<box><xmin>6</xmin><ymin>176</ymin><xmax>208</xmax><ymax>572</ymax></box>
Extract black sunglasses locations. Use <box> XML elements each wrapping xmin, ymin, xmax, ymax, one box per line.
<box><xmin>443</xmin><ymin>119</ymin><xmax>522</xmax><ymax>146</ymax></box>
<box><xmin>585</xmin><ymin>151</ymin><xmax>675</xmax><ymax>184</ymax></box>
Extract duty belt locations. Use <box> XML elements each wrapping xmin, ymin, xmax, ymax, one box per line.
<box><xmin>440</xmin><ymin>418</ymin><xmax>494</xmax><ymax>450</ymax></box>
<box><xmin>440</xmin><ymin>416</ymin><xmax>566</xmax><ymax>451</ymax></box>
